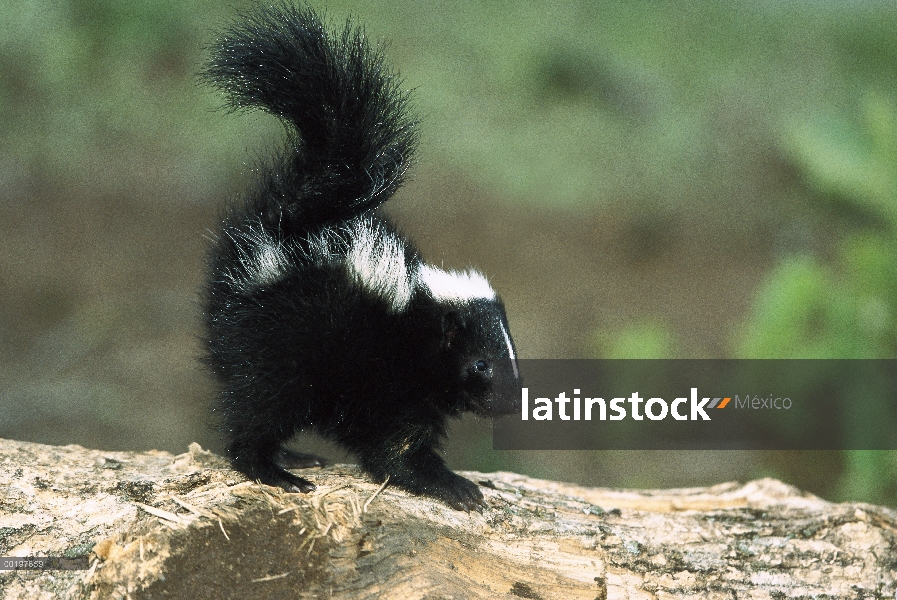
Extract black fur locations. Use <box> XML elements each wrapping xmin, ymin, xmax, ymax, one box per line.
<box><xmin>202</xmin><ymin>2</ymin><xmax>519</xmax><ymax>511</ymax></box>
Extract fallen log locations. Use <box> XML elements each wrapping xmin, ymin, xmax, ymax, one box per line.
<box><xmin>1</xmin><ymin>438</ymin><xmax>894</xmax><ymax>599</ymax></box>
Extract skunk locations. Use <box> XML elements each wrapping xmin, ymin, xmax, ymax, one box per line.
<box><xmin>202</xmin><ymin>2</ymin><xmax>520</xmax><ymax>511</ymax></box>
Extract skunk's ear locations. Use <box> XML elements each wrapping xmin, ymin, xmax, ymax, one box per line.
<box><xmin>441</xmin><ymin>310</ymin><xmax>464</xmax><ymax>350</ymax></box>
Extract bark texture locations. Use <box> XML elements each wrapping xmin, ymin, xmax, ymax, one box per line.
<box><xmin>1</xmin><ymin>438</ymin><xmax>895</xmax><ymax>599</ymax></box>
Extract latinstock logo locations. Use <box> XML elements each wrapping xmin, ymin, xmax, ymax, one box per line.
<box><xmin>519</xmin><ymin>388</ymin><xmax>754</xmax><ymax>421</ymax></box>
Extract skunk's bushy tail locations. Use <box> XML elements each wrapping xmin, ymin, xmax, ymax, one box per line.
<box><xmin>203</xmin><ymin>3</ymin><xmax>417</xmax><ymax>232</ymax></box>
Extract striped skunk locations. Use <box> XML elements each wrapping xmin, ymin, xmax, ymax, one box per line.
<box><xmin>202</xmin><ymin>3</ymin><xmax>520</xmax><ymax>511</ymax></box>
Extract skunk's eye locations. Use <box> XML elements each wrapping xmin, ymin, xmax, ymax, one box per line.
<box><xmin>474</xmin><ymin>360</ymin><xmax>489</xmax><ymax>372</ymax></box>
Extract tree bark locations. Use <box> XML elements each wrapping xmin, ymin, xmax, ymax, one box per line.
<box><xmin>1</xmin><ymin>438</ymin><xmax>894</xmax><ymax>599</ymax></box>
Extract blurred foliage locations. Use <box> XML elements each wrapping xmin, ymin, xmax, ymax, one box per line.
<box><xmin>738</xmin><ymin>91</ymin><xmax>897</xmax><ymax>359</ymax></box>
<box><xmin>792</xmin><ymin>91</ymin><xmax>897</xmax><ymax>226</ymax></box>
<box><xmin>733</xmin><ymin>90</ymin><xmax>897</xmax><ymax>505</ymax></box>
<box><xmin>0</xmin><ymin>0</ymin><xmax>278</xmax><ymax>198</ymax></box>
<box><xmin>599</xmin><ymin>89</ymin><xmax>897</xmax><ymax>503</ymax></box>
<box><xmin>356</xmin><ymin>0</ymin><xmax>897</xmax><ymax>232</ymax></box>
<box><xmin>593</xmin><ymin>319</ymin><xmax>676</xmax><ymax>359</ymax></box>
<box><xmin>3</xmin><ymin>0</ymin><xmax>897</xmax><ymax>220</ymax></box>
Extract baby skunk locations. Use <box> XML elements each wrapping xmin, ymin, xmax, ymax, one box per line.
<box><xmin>202</xmin><ymin>3</ymin><xmax>520</xmax><ymax>511</ymax></box>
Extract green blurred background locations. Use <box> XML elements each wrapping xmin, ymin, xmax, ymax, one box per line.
<box><xmin>1</xmin><ymin>0</ymin><xmax>896</xmax><ymax>506</ymax></box>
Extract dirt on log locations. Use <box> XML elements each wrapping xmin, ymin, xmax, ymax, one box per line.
<box><xmin>0</xmin><ymin>438</ymin><xmax>895</xmax><ymax>599</ymax></box>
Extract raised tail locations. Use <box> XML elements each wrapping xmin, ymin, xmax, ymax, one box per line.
<box><xmin>203</xmin><ymin>2</ymin><xmax>418</xmax><ymax>232</ymax></box>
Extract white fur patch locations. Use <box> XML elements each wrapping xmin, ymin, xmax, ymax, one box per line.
<box><xmin>500</xmin><ymin>321</ymin><xmax>519</xmax><ymax>378</ymax></box>
<box><xmin>303</xmin><ymin>227</ymin><xmax>343</xmax><ymax>267</ymax></box>
<box><xmin>252</xmin><ymin>243</ymin><xmax>289</xmax><ymax>285</ymax></box>
<box><xmin>417</xmin><ymin>265</ymin><xmax>495</xmax><ymax>303</ymax></box>
<box><xmin>225</xmin><ymin>225</ymin><xmax>291</xmax><ymax>292</ymax></box>
<box><xmin>345</xmin><ymin>220</ymin><xmax>413</xmax><ymax>312</ymax></box>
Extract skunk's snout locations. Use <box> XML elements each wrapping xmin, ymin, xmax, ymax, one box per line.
<box><xmin>489</xmin><ymin>355</ymin><xmax>522</xmax><ymax>417</ymax></box>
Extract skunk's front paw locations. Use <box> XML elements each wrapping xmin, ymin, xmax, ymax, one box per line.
<box><xmin>430</xmin><ymin>472</ymin><xmax>486</xmax><ymax>512</ymax></box>
<box><xmin>274</xmin><ymin>470</ymin><xmax>316</xmax><ymax>494</ymax></box>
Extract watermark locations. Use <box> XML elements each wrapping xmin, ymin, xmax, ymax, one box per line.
<box><xmin>0</xmin><ymin>557</ymin><xmax>90</xmax><ymax>570</ymax></box>
<box><xmin>520</xmin><ymin>388</ymin><xmax>793</xmax><ymax>421</ymax></box>
<box><xmin>493</xmin><ymin>359</ymin><xmax>896</xmax><ymax>450</ymax></box>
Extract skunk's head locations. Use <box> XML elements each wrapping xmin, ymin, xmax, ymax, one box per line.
<box><xmin>416</xmin><ymin>266</ymin><xmax>520</xmax><ymax>418</ymax></box>
<box><xmin>439</xmin><ymin>298</ymin><xmax>520</xmax><ymax>417</ymax></box>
